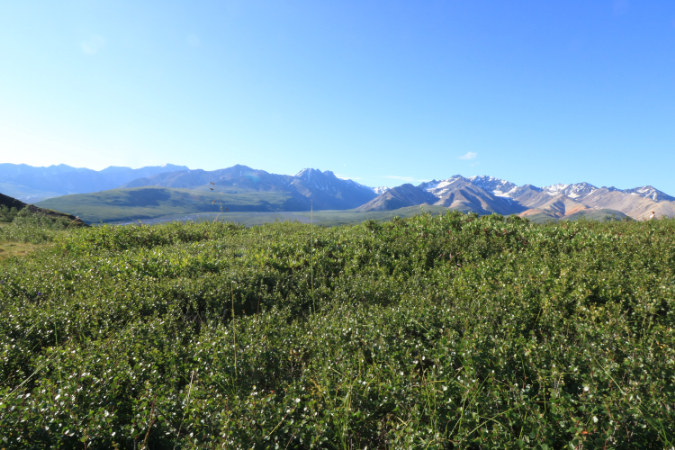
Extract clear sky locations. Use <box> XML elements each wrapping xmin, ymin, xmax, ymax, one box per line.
<box><xmin>1</xmin><ymin>1</ymin><xmax>674</xmax><ymax>191</ymax></box>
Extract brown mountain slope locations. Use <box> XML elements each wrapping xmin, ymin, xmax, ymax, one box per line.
<box><xmin>580</xmin><ymin>188</ymin><xmax>675</xmax><ymax>220</ymax></box>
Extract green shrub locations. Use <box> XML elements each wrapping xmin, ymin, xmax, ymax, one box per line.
<box><xmin>0</xmin><ymin>205</ymin><xmax>20</xmax><ymax>223</ymax></box>
<box><xmin>1</xmin><ymin>212</ymin><xmax>674</xmax><ymax>449</ymax></box>
<box><xmin>0</xmin><ymin>209</ymin><xmax>76</xmax><ymax>244</ymax></box>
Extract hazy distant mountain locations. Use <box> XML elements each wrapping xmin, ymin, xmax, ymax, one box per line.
<box><xmin>122</xmin><ymin>165</ymin><xmax>376</xmax><ymax>210</ymax></box>
<box><xmin>123</xmin><ymin>165</ymin><xmax>289</xmax><ymax>191</ymax></box>
<box><xmin>39</xmin><ymin>165</ymin><xmax>378</xmax><ymax>221</ymax></box>
<box><xmin>289</xmin><ymin>168</ymin><xmax>378</xmax><ymax>210</ymax></box>
<box><xmin>0</xmin><ymin>163</ymin><xmax>189</xmax><ymax>202</ymax></box>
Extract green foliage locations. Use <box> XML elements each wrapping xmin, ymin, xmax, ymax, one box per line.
<box><xmin>0</xmin><ymin>205</ymin><xmax>20</xmax><ymax>223</ymax></box>
<box><xmin>0</xmin><ymin>209</ymin><xmax>75</xmax><ymax>244</ymax></box>
<box><xmin>1</xmin><ymin>212</ymin><xmax>674</xmax><ymax>449</ymax></box>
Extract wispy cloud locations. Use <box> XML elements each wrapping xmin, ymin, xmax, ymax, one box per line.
<box><xmin>384</xmin><ymin>175</ymin><xmax>431</xmax><ymax>183</ymax></box>
<box><xmin>81</xmin><ymin>35</ymin><xmax>106</xmax><ymax>55</ymax></box>
<box><xmin>335</xmin><ymin>174</ymin><xmax>362</xmax><ymax>180</ymax></box>
<box><xmin>459</xmin><ymin>151</ymin><xmax>477</xmax><ymax>160</ymax></box>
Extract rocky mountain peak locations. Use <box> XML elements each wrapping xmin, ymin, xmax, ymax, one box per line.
<box><xmin>623</xmin><ymin>186</ymin><xmax>675</xmax><ymax>202</ymax></box>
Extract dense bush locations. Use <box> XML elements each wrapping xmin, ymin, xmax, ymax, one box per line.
<box><xmin>1</xmin><ymin>212</ymin><xmax>674</xmax><ymax>449</ymax></box>
<box><xmin>0</xmin><ymin>205</ymin><xmax>20</xmax><ymax>223</ymax></box>
<box><xmin>0</xmin><ymin>209</ymin><xmax>76</xmax><ymax>244</ymax></box>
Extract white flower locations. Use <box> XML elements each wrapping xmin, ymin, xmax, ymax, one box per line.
<box><xmin>442</xmin><ymin>386</ymin><xmax>448</xmax><ymax>392</ymax></box>
<box><xmin>593</xmin><ymin>416</ymin><xmax>598</xmax><ymax>423</ymax></box>
<box><xmin>295</xmin><ymin>398</ymin><xmax>300</xmax><ymax>403</ymax></box>
<box><xmin>583</xmin><ymin>386</ymin><xmax>589</xmax><ymax>392</ymax></box>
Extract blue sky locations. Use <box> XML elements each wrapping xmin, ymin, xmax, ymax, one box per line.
<box><xmin>1</xmin><ymin>1</ymin><xmax>674</xmax><ymax>191</ymax></box>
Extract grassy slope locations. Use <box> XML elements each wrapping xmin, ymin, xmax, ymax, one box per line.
<box><xmin>0</xmin><ymin>240</ymin><xmax>46</xmax><ymax>260</ymax></box>
<box><xmin>36</xmin><ymin>186</ymin><xmax>299</xmax><ymax>223</ymax></box>
<box><xmin>0</xmin><ymin>218</ymin><xmax>73</xmax><ymax>260</ymax></box>
<box><xmin>563</xmin><ymin>208</ymin><xmax>630</xmax><ymax>221</ymax></box>
<box><xmin>2</xmin><ymin>213</ymin><xmax>674</xmax><ymax>448</ymax></box>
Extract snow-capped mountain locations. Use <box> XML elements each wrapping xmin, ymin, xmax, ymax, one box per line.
<box><xmin>623</xmin><ymin>186</ymin><xmax>675</xmax><ymax>202</ymax></box>
<box><xmin>371</xmin><ymin>186</ymin><xmax>390</xmax><ymax>195</ymax></box>
<box><xmin>418</xmin><ymin>176</ymin><xmax>466</xmax><ymax>196</ymax></box>
<box><xmin>467</xmin><ymin>176</ymin><xmax>518</xmax><ymax>197</ymax></box>
<box><xmin>542</xmin><ymin>182</ymin><xmax>598</xmax><ymax>199</ymax></box>
<box><xmin>358</xmin><ymin>174</ymin><xmax>675</xmax><ymax>220</ymax></box>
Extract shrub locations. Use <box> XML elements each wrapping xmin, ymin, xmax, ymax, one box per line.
<box><xmin>1</xmin><ymin>212</ymin><xmax>674</xmax><ymax>449</ymax></box>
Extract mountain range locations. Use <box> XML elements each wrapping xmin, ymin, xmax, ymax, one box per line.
<box><xmin>0</xmin><ymin>163</ymin><xmax>672</xmax><ymax>223</ymax></box>
<box><xmin>363</xmin><ymin>175</ymin><xmax>674</xmax><ymax>221</ymax></box>
<box><xmin>34</xmin><ymin>165</ymin><xmax>378</xmax><ymax>223</ymax></box>
<box><xmin>0</xmin><ymin>163</ymin><xmax>188</xmax><ymax>202</ymax></box>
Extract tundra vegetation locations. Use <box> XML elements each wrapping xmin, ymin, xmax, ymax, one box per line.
<box><xmin>0</xmin><ymin>212</ymin><xmax>673</xmax><ymax>449</ymax></box>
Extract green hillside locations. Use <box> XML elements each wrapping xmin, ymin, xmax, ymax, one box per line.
<box><xmin>525</xmin><ymin>208</ymin><xmax>630</xmax><ymax>224</ymax></box>
<box><xmin>36</xmin><ymin>186</ymin><xmax>305</xmax><ymax>223</ymax></box>
<box><xmin>563</xmin><ymin>208</ymin><xmax>631</xmax><ymax>222</ymax></box>
<box><xmin>2</xmin><ymin>212</ymin><xmax>674</xmax><ymax>448</ymax></box>
<box><xmin>38</xmin><ymin>188</ymin><xmax>451</xmax><ymax>225</ymax></box>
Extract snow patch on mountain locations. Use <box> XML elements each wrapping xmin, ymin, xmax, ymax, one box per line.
<box><xmin>542</xmin><ymin>182</ymin><xmax>598</xmax><ymax>199</ymax></box>
<box><xmin>468</xmin><ymin>175</ymin><xmax>518</xmax><ymax>197</ymax></box>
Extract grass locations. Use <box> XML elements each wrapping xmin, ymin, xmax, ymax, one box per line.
<box><xmin>0</xmin><ymin>241</ymin><xmax>47</xmax><ymax>260</ymax></box>
<box><xmin>0</xmin><ymin>211</ymin><xmax>77</xmax><ymax>260</ymax></box>
<box><xmin>1</xmin><ymin>212</ymin><xmax>674</xmax><ymax>448</ymax></box>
